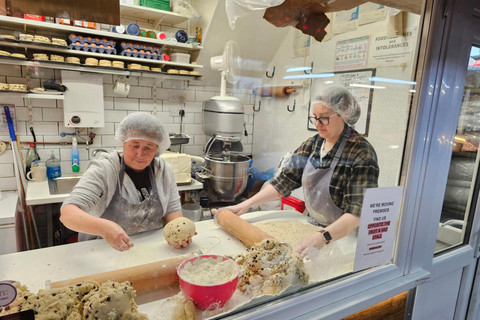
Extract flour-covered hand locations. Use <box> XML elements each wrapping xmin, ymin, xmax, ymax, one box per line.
<box><xmin>296</xmin><ymin>232</ymin><xmax>326</xmax><ymax>257</ymax></box>
<box><xmin>101</xmin><ymin>220</ymin><xmax>134</xmax><ymax>251</ymax></box>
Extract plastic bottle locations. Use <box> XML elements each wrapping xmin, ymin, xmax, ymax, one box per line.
<box><xmin>25</xmin><ymin>143</ymin><xmax>39</xmax><ymax>178</ymax></box>
<box><xmin>72</xmin><ymin>137</ymin><xmax>80</xmax><ymax>173</ymax></box>
<box><xmin>46</xmin><ymin>150</ymin><xmax>61</xmax><ymax>179</ymax></box>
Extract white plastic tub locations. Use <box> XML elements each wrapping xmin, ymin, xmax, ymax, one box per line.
<box><xmin>170</xmin><ymin>53</ymin><xmax>191</xmax><ymax>64</ymax></box>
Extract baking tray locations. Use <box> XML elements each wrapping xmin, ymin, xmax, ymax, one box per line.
<box><xmin>83</xmin><ymin>64</ymin><xmax>127</xmax><ymax>71</ymax></box>
<box><xmin>18</xmin><ymin>39</ymin><xmax>68</xmax><ymax>49</ymax></box>
<box><xmin>0</xmin><ymin>89</ymin><xmax>28</xmax><ymax>93</ymax></box>
<box><xmin>33</xmin><ymin>59</ymin><xmax>83</xmax><ymax>67</ymax></box>
<box><xmin>0</xmin><ymin>54</ymin><xmax>27</xmax><ymax>61</ymax></box>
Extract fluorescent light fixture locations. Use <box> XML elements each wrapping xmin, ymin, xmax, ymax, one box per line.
<box><xmin>349</xmin><ymin>83</ymin><xmax>386</xmax><ymax>89</ymax></box>
<box><xmin>325</xmin><ymin>81</ymin><xmax>334</xmax><ymax>84</ymax></box>
<box><xmin>369</xmin><ymin>77</ymin><xmax>416</xmax><ymax>85</ymax></box>
<box><xmin>283</xmin><ymin>73</ymin><xmax>334</xmax><ymax>80</ymax></box>
<box><xmin>286</xmin><ymin>66</ymin><xmax>313</xmax><ymax>73</ymax></box>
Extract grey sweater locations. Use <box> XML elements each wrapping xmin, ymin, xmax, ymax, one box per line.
<box><xmin>62</xmin><ymin>151</ymin><xmax>181</xmax><ymax>224</ymax></box>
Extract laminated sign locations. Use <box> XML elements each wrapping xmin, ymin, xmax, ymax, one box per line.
<box><xmin>353</xmin><ymin>186</ymin><xmax>403</xmax><ymax>272</ymax></box>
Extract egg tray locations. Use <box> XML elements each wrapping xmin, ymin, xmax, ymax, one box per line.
<box><xmin>68</xmin><ymin>44</ymin><xmax>117</xmax><ymax>55</ymax></box>
<box><xmin>119</xmin><ymin>50</ymin><xmax>163</xmax><ymax>60</ymax></box>
<box><xmin>118</xmin><ymin>41</ymin><xmax>161</xmax><ymax>53</ymax></box>
<box><xmin>68</xmin><ymin>34</ymin><xmax>115</xmax><ymax>47</ymax></box>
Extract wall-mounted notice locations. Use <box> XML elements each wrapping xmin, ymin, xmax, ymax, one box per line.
<box><xmin>369</xmin><ymin>27</ymin><xmax>417</xmax><ymax>68</ymax></box>
<box><xmin>359</xmin><ymin>3</ymin><xmax>386</xmax><ymax>25</ymax></box>
<box><xmin>0</xmin><ymin>104</ymin><xmax>17</xmax><ymax>133</ymax></box>
<box><xmin>333</xmin><ymin>7</ymin><xmax>358</xmax><ymax>35</ymax></box>
<box><xmin>353</xmin><ymin>186</ymin><xmax>403</xmax><ymax>272</ymax></box>
<box><xmin>334</xmin><ymin>36</ymin><xmax>369</xmax><ymax>70</ymax></box>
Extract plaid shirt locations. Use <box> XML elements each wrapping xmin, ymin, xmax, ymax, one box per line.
<box><xmin>270</xmin><ymin>124</ymin><xmax>379</xmax><ymax>217</ymax></box>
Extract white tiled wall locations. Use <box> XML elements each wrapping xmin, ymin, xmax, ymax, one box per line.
<box><xmin>0</xmin><ymin>65</ymin><xmax>255</xmax><ymax>192</ymax></box>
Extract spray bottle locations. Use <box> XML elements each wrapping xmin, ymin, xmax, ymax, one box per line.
<box><xmin>72</xmin><ymin>137</ymin><xmax>80</xmax><ymax>172</ymax></box>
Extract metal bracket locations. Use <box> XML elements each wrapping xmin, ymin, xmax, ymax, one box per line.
<box><xmin>287</xmin><ymin>100</ymin><xmax>296</xmax><ymax>112</ymax></box>
<box><xmin>266</xmin><ymin>66</ymin><xmax>275</xmax><ymax>78</ymax></box>
<box><xmin>304</xmin><ymin>62</ymin><xmax>314</xmax><ymax>74</ymax></box>
<box><xmin>253</xmin><ymin>100</ymin><xmax>261</xmax><ymax>112</ymax></box>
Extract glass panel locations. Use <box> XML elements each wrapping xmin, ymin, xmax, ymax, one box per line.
<box><xmin>435</xmin><ymin>46</ymin><xmax>480</xmax><ymax>254</ymax></box>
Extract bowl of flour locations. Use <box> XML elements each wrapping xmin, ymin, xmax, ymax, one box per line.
<box><xmin>177</xmin><ymin>255</ymin><xmax>239</xmax><ymax>310</ymax></box>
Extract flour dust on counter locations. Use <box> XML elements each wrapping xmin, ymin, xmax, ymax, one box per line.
<box><xmin>253</xmin><ymin>219</ymin><xmax>321</xmax><ymax>251</ymax></box>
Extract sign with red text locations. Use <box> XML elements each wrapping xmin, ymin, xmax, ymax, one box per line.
<box><xmin>353</xmin><ymin>186</ymin><xmax>403</xmax><ymax>272</ymax></box>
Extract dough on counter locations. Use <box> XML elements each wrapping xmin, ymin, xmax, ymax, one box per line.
<box><xmin>163</xmin><ymin>217</ymin><xmax>196</xmax><ymax>245</ymax></box>
<box><xmin>0</xmin><ymin>281</ymin><xmax>35</xmax><ymax>316</ymax></box>
<box><xmin>82</xmin><ymin>280</ymin><xmax>144</xmax><ymax>320</ymax></box>
<box><xmin>172</xmin><ymin>299</ymin><xmax>196</xmax><ymax>320</ymax></box>
<box><xmin>232</xmin><ymin>239</ymin><xmax>309</xmax><ymax>296</ymax></box>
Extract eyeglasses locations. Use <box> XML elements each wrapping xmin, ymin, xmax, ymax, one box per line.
<box><xmin>308</xmin><ymin>114</ymin><xmax>338</xmax><ymax>126</ymax></box>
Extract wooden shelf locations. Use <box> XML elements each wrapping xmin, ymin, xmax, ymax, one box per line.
<box><xmin>119</xmin><ymin>4</ymin><xmax>189</xmax><ymax>25</ymax></box>
<box><xmin>0</xmin><ymin>16</ymin><xmax>202</xmax><ymax>52</ymax></box>
<box><xmin>0</xmin><ymin>40</ymin><xmax>202</xmax><ymax>69</ymax></box>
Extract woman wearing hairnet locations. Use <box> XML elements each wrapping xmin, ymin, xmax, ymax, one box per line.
<box><xmin>222</xmin><ymin>86</ymin><xmax>379</xmax><ymax>256</ymax></box>
<box><xmin>61</xmin><ymin>113</ymin><xmax>193</xmax><ymax>251</ymax></box>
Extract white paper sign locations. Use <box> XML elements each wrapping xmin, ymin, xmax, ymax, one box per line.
<box><xmin>334</xmin><ymin>36</ymin><xmax>369</xmax><ymax>70</ymax></box>
<box><xmin>369</xmin><ymin>27</ymin><xmax>417</xmax><ymax>68</ymax></box>
<box><xmin>353</xmin><ymin>186</ymin><xmax>403</xmax><ymax>272</ymax></box>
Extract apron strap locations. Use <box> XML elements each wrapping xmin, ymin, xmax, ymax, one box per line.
<box><xmin>331</xmin><ymin>126</ymin><xmax>351</xmax><ymax>167</ymax></box>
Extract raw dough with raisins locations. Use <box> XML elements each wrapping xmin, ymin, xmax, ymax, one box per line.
<box><xmin>163</xmin><ymin>217</ymin><xmax>196</xmax><ymax>245</ymax></box>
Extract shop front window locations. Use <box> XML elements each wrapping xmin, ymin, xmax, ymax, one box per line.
<box><xmin>435</xmin><ymin>45</ymin><xmax>480</xmax><ymax>253</ymax></box>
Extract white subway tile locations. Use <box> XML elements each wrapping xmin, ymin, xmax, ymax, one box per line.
<box><xmin>0</xmin><ymin>150</ymin><xmax>13</xmax><ymax>164</ymax></box>
<box><xmin>154</xmin><ymin>88</ymin><xmax>171</xmax><ymax>100</ymax></box>
<box><xmin>204</xmin><ymin>86</ymin><xmax>219</xmax><ymax>92</ymax></box>
<box><xmin>113</xmin><ymin>75</ymin><xmax>138</xmax><ymax>86</ymax></box>
<box><xmin>243</xmin><ymin>144</ymin><xmax>252</xmax><ymax>154</ymax></box>
<box><xmin>182</xmin><ymin>145</ymin><xmax>203</xmax><ymax>156</ymax></box>
<box><xmin>194</xmin><ymin>113</ymin><xmax>203</xmax><ymax>124</ymax></box>
<box><xmin>114</xmin><ymin>97</ymin><xmax>139</xmax><ymax>110</ymax></box>
<box><xmin>181</xmin><ymin>112</ymin><xmax>195</xmax><ymax>124</ymax></box>
<box><xmin>183</xmin><ymin>90</ymin><xmax>195</xmax><ymax>102</ymax></box>
<box><xmin>184</xmin><ymin>124</ymin><xmax>203</xmax><ymax>135</ymax></box>
<box><xmin>195</xmin><ymin>91</ymin><xmax>215</xmax><ymax>102</ymax></box>
<box><xmin>194</xmin><ymin>135</ymin><xmax>206</xmax><ymax>146</ymax></box>
<box><xmin>184</xmin><ymin>101</ymin><xmax>203</xmax><ymax>113</ymax></box>
<box><xmin>41</xmin><ymin>148</ymin><xmax>60</xmax><ymax>160</ymax></box>
<box><xmin>128</xmin><ymin>86</ymin><xmax>152</xmax><ymax>99</ymax></box>
<box><xmin>243</xmin><ymin>104</ymin><xmax>254</xmax><ymax>115</ymax></box>
<box><xmin>6</xmin><ymin>76</ymin><xmax>27</xmax><ymax>84</ymax></box>
<box><xmin>2</xmin><ymin>96</ymin><xmax>24</xmax><ymax>107</ymax></box>
<box><xmin>60</xmin><ymin>147</ymin><xmax>89</xmax><ymax>162</ymax></box>
<box><xmin>103</xmin><ymin>74</ymin><xmax>113</xmax><ymax>84</ymax></box>
<box><xmin>186</xmin><ymin>84</ymin><xmax>205</xmax><ymax>91</ymax></box>
<box><xmin>234</xmin><ymin>93</ymin><xmax>251</xmax><ymax>104</ymax></box>
<box><xmin>155</xmin><ymin>112</ymin><xmax>172</xmax><ymax>124</ymax></box>
<box><xmin>246</xmin><ymin>124</ymin><xmax>253</xmax><ymax>135</ymax></box>
<box><xmin>102</xmin><ymin>135</ymin><xmax>122</xmax><ymax>147</ymax></box>
<box><xmin>15</xmin><ymin>107</ymin><xmax>43</xmax><ymax>121</ymax></box>
<box><xmin>139</xmin><ymin>77</ymin><xmax>155</xmax><ymax>87</ymax></box>
<box><xmin>93</xmin><ymin>122</ymin><xmax>115</xmax><ymax>135</ymax></box>
<box><xmin>247</xmin><ymin>135</ymin><xmax>253</xmax><ymax>144</ymax></box>
<box><xmin>139</xmin><ymin>99</ymin><xmax>154</xmax><ymax>111</ymax></box>
<box><xmin>162</xmin><ymin>79</ymin><xmax>185</xmax><ymax>89</ymax></box>
<box><xmin>16</xmin><ymin>121</ymin><xmax>27</xmax><ymax>135</ymax></box>
<box><xmin>42</xmin><ymin>108</ymin><xmax>63</xmax><ymax>122</ymax></box>
<box><xmin>104</xmin><ymin>110</ymin><xmax>128</xmax><ymax>122</ymax></box>
<box><xmin>249</xmin><ymin>115</ymin><xmax>254</xmax><ymax>124</ymax></box>
<box><xmin>104</xmin><ymin>97</ymin><xmax>114</xmax><ymax>110</ymax></box>
<box><xmin>31</xmin><ymin>122</ymin><xmax>58</xmax><ymax>135</ymax></box>
<box><xmin>162</xmin><ymin>101</ymin><xmax>183</xmax><ymax>112</ymax></box>
<box><xmin>31</xmin><ymin>99</ymin><xmax>57</xmax><ymax>108</ymax></box>
<box><xmin>27</xmin><ymin>68</ymin><xmax>54</xmax><ymax>79</ymax></box>
<box><xmin>163</xmin><ymin>123</ymin><xmax>181</xmax><ymax>134</ymax></box>
<box><xmin>0</xmin><ymin>177</ymin><xmax>17</xmax><ymax>191</ymax></box>
<box><xmin>103</xmin><ymin>83</ymin><xmax>115</xmax><ymax>97</ymax></box>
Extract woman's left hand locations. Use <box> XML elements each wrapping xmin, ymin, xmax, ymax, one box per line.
<box><xmin>170</xmin><ymin>232</ymin><xmax>197</xmax><ymax>249</ymax></box>
<box><xmin>296</xmin><ymin>232</ymin><xmax>327</xmax><ymax>257</ymax></box>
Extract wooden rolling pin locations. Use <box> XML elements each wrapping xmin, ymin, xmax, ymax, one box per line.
<box><xmin>253</xmin><ymin>86</ymin><xmax>297</xmax><ymax>97</ymax></box>
<box><xmin>51</xmin><ymin>253</ymin><xmax>195</xmax><ymax>295</ymax></box>
<box><xmin>214</xmin><ymin>209</ymin><xmax>275</xmax><ymax>247</ymax></box>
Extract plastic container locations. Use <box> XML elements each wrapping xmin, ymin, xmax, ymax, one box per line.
<box><xmin>170</xmin><ymin>53</ymin><xmax>190</xmax><ymax>64</ymax></box>
<box><xmin>182</xmin><ymin>203</ymin><xmax>202</xmax><ymax>222</ymax></box>
<box><xmin>177</xmin><ymin>255</ymin><xmax>239</xmax><ymax>310</ymax></box>
<box><xmin>175</xmin><ymin>30</ymin><xmax>188</xmax><ymax>43</ymax></box>
<box><xmin>126</xmin><ymin>23</ymin><xmax>140</xmax><ymax>36</ymax></box>
<box><xmin>72</xmin><ymin>137</ymin><xmax>80</xmax><ymax>173</ymax></box>
<box><xmin>46</xmin><ymin>151</ymin><xmax>62</xmax><ymax>179</ymax></box>
<box><xmin>25</xmin><ymin>143</ymin><xmax>39</xmax><ymax>178</ymax></box>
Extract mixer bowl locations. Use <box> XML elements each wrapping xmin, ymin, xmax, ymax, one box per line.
<box><xmin>201</xmin><ymin>154</ymin><xmax>250</xmax><ymax>202</ymax></box>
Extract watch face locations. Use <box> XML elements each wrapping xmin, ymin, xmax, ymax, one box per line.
<box><xmin>323</xmin><ymin>231</ymin><xmax>333</xmax><ymax>242</ymax></box>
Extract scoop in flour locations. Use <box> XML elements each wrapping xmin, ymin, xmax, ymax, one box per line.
<box><xmin>164</xmin><ymin>217</ymin><xmax>196</xmax><ymax>245</ymax></box>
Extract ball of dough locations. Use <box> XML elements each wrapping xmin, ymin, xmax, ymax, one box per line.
<box><xmin>164</xmin><ymin>217</ymin><xmax>196</xmax><ymax>245</ymax></box>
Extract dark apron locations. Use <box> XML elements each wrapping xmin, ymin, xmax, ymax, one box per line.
<box><xmin>79</xmin><ymin>157</ymin><xmax>163</xmax><ymax>241</ymax></box>
<box><xmin>302</xmin><ymin>127</ymin><xmax>351</xmax><ymax>227</ymax></box>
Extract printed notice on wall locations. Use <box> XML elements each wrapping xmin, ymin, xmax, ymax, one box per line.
<box><xmin>369</xmin><ymin>27</ymin><xmax>417</xmax><ymax>68</ymax></box>
<box><xmin>334</xmin><ymin>36</ymin><xmax>369</xmax><ymax>70</ymax></box>
<box><xmin>0</xmin><ymin>104</ymin><xmax>17</xmax><ymax>133</ymax></box>
<box><xmin>353</xmin><ymin>186</ymin><xmax>403</xmax><ymax>272</ymax></box>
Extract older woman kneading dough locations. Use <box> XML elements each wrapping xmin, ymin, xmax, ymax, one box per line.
<box><xmin>221</xmin><ymin>86</ymin><xmax>379</xmax><ymax>256</ymax></box>
<box><xmin>61</xmin><ymin>113</ymin><xmax>194</xmax><ymax>251</ymax></box>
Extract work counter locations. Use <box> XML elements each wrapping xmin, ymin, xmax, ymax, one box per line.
<box><xmin>0</xmin><ymin>210</ymin><xmax>357</xmax><ymax>319</ymax></box>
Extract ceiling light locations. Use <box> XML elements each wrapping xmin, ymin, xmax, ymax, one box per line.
<box><xmin>349</xmin><ymin>83</ymin><xmax>386</xmax><ymax>89</ymax></box>
<box><xmin>283</xmin><ymin>73</ymin><xmax>334</xmax><ymax>80</ymax></box>
<box><xmin>369</xmin><ymin>77</ymin><xmax>416</xmax><ymax>85</ymax></box>
<box><xmin>286</xmin><ymin>67</ymin><xmax>313</xmax><ymax>72</ymax></box>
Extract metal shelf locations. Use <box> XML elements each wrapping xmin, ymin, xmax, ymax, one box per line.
<box><xmin>0</xmin><ymin>41</ymin><xmax>202</xmax><ymax>69</ymax></box>
<box><xmin>0</xmin><ymin>16</ymin><xmax>202</xmax><ymax>51</ymax></box>
<box><xmin>0</xmin><ymin>92</ymin><xmax>64</xmax><ymax>100</ymax></box>
<box><xmin>119</xmin><ymin>4</ymin><xmax>189</xmax><ymax>25</ymax></box>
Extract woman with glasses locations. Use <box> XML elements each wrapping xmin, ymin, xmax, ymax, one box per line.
<box><xmin>221</xmin><ymin>86</ymin><xmax>379</xmax><ymax>256</ymax></box>
<box><xmin>60</xmin><ymin>113</ymin><xmax>194</xmax><ymax>251</ymax></box>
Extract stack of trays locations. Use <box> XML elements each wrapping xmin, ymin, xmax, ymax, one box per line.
<box><xmin>118</xmin><ymin>41</ymin><xmax>162</xmax><ymax>60</ymax></box>
<box><xmin>68</xmin><ymin>34</ymin><xmax>117</xmax><ymax>54</ymax></box>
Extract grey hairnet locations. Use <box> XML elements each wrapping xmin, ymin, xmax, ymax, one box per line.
<box><xmin>116</xmin><ymin>113</ymin><xmax>171</xmax><ymax>155</ymax></box>
<box><xmin>314</xmin><ymin>86</ymin><xmax>361</xmax><ymax>125</ymax></box>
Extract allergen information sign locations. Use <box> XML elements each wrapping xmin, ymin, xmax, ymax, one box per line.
<box><xmin>353</xmin><ymin>186</ymin><xmax>403</xmax><ymax>272</ymax></box>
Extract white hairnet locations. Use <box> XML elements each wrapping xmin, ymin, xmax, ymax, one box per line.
<box><xmin>314</xmin><ymin>86</ymin><xmax>360</xmax><ymax>125</ymax></box>
<box><xmin>116</xmin><ymin>113</ymin><xmax>171</xmax><ymax>154</ymax></box>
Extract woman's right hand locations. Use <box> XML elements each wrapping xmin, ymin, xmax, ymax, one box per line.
<box><xmin>101</xmin><ymin>220</ymin><xmax>134</xmax><ymax>251</ymax></box>
<box><xmin>218</xmin><ymin>203</ymin><xmax>250</xmax><ymax>216</ymax></box>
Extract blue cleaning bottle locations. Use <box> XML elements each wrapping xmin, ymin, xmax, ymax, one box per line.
<box><xmin>72</xmin><ymin>137</ymin><xmax>80</xmax><ymax>173</ymax></box>
<box><xmin>46</xmin><ymin>151</ymin><xmax>61</xmax><ymax>179</ymax></box>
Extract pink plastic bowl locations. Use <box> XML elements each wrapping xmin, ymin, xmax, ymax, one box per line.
<box><xmin>177</xmin><ymin>254</ymin><xmax>239</xmax><ymax>310</ymax></box>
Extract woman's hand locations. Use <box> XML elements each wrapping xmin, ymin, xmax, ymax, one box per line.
<box><xmin>296</xmin><ymin>232</ymin><xmax>327</xmax><ymax>257</ymax></box>
<box><xmin>169</xmin><ymin>232</ymin><xmax>197</xmax><ymax>249</ymax></box>
<box><xmin>101</xmin><ymin>220</ymin><xmax>134</xmax><ymax>252</ymax></box>
<box><xmin>218</xmin><ymin>203</ymin><xmax>250</xmax><ymax>216</ymax></box>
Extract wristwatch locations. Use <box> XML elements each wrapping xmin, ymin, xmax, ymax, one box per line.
<box><xmin>319</xmin><ymin>230</ymin><xmax>332</xmax><ymax>245</ymax></box>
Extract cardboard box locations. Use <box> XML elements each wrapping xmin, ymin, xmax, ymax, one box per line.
<box><xmin>5</xmin><ymin>0</ymin><xmax>120</xmax><ymax>25</ymax></box>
